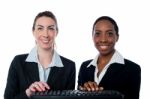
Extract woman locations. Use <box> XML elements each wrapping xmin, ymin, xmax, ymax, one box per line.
<box><xmin>4</xmin><ymin>11</ymin><xmax>76</xmax><ymax>99</ymax></box>
<box><xmin>78</xmin><ymin>16</ymin><xmax>141</xmax><ymax>99</ymax></box>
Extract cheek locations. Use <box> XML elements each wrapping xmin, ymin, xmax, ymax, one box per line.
<box><xmin>93</xmin><ymin>37</ymin><xmax>99</xmax><ymax>43</ymax></box>
<box><xmin>51</xmin><ymin>34</ymin><xmax>57</xmax><ymax>40</ymax></box>
<box><xmin>34</xmin><ymin>35</ymin><xmax>40</xmax><ymax>40</ymax></box>
<box><xmin>34</xmin><ymin>35</ymin><xmax>42</xmax><ymax>43</ymax></box>
<box><xmin>33</xmin><ymin>32</ymin><xmax>39</xmax><ymax>39</ymax></box>
<box><xmin>48</xmin><ymin>31</ymin><xmax>56</xmax><ymax>37</ymax></box>
<box><xmin>108</xmin><ymin>37</ymin><xmax>117</xmax><ymax>43</ymax></box>
<box><xmin>93</xmin><ymin>39</ymin><xmax>97</xmax><ymax>46</ymax></box>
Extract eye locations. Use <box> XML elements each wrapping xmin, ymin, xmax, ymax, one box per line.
<box><xmin>107</xmin><ymin>31</ymin><xmax>114</xmax><ymax>37</ymax></box>
<box><xmin>37</xmin><ymin>27</ymin><xmax>43</xmax><ymax>31</ymax></box>
<box><xmin>94</xmin><ymin>31</ymin><xmax>101</xmax><ymax>36</ymax></box>
<box><xmin>48</xmin><ymin>27</ymin><xmax>55</xmax><ymax>30</ymax></box>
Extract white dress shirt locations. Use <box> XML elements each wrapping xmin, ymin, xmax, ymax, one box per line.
<box><xmin>87</xmin><ymin>50</ymin><xmax>125</xmax><ymax>84</ymax></box>
<box><xmin>25</xmin><ymin>46</ymin><xmax>64</xmax><ymax>82</ymax></box>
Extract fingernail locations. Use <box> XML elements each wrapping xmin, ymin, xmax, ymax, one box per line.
<box><xmin>87</xmin><ymin>88</ymin><xmax>91</xmax><ymax>91</ymax></box>
<box><xmin>96</xmin><ymin>87</ymin><xmax>99</xmax><ymax>91</ymax></box>
<box><xmin>100</xmin><ymin>87</ymin><xmax>104</xmax><ymax>90</ymax></box>
<box><xmin>92</xmin><ymin>88</ymin><xmax>94</xmax><ymax>91</ymax></box>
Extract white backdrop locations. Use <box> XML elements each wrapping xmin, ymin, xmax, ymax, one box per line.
<box><xmin>0</xmin><ymin>0</ymin><xmax>149</xmax><ymax>99</ymax></box>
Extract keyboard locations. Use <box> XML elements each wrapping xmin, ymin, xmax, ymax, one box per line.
<box><xmin>30</xmin><ymin>90</ymin><xmax>124</xmax><ymax>99</ymax></box>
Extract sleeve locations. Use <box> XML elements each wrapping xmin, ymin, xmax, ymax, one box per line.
<box><xmin>130</xmin><ymin>66</ymin><xmax>141</xmax><ymax>99</ymax></box>
<box><xmin>66</xmin><ymin>62</ymin><xmax>76</xmax><ymax>90</ymax></box>
<box><xmin>4</xmin><ymin>56</ymin><xmax>29</xmax><ymax>99</ymax></box>
<box><xmin>77</xmin><ymin>62</ymin><xmax>84</xmax><ymax>89</ymax></box>
<box><xmin>125</xmin><ymin>64</ymin><xmax>141</xmax><ymax>99</ymax></box>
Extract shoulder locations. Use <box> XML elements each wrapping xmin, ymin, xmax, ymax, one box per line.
<box><xmin>60</xmin><ymin>55</ymin><xmax>75</xmax><ymax>63</ymax></box>
<box><xmin>80</xmin><ymin>59</ymin><xmax>93</xmax><ymax>68</ymax></box>
<box><xmin>82</xmin><ymin>59</ymin><xmax>92</xmax><ymax>65</ymax></box>
<box><xmin>11</xmin><ymin>54</ymin><xmax>29</xmax><ymax>66</ymax></box>
<box><xmin>9</xmin><ymin>53</ymin><xmax>29</xmax><ymax>69</ymax></box>
<box><xmin>124</xmin><ymin>59</ymin><xmax>141</xmax><ymax>71</ymax></box>
<box><xmin>13</xmin><ymin>54</ymin><xmax>29</xmax><ymax>62</ymax></box>
<box><xmin>14</xmin><ymin>53</ymin><xmax>28</xmax><ymax>58</ymax></box>
<box><xmin>60</xmin><ymin>55</ymin><xmax>75</xmax><ymax>66</ymax></box>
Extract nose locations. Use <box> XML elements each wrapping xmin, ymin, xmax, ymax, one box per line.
<box><xmin>100</xmin><ymin>34</ymin><xmax>107</xmax><ymax>43</ymax></box>
<box><xmin>43</xmin><ymin>29</ymin><xmax>48</xmax><ymax>38</ymax></box>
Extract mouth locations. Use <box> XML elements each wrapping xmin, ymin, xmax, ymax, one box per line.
<box><xmin>98</xmin><ymin>45</ymin><xmax>109</xmax><ymax>50</ymax></box>
<box><xmin>41</xmin><ymin>39</ymin><xmax>50</xmax><ymax>44</ymax></box>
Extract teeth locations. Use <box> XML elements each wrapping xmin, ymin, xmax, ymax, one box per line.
<box><xmin>42</xmin><ymin>40</ymin><xmax>49</xmax><ymax>43</ymax></box>
<box><xmin>100</xmin><ymin>46</ymin><xmax>108</xmax><ymax>49</ymax></box>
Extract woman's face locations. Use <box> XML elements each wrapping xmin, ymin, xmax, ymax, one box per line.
<box><xmin>33</xmin><ymin>16</ymin><xmax>57</xmax><ymax>50</ymax></box>
<box><xmin>93</xmin><ymin>20</ymin><xmax>118</xmax><ymax>56</ymax></box>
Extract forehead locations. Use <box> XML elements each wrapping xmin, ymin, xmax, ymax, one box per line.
<box><xmin>95</xmin><ymin>20</ymin><xmax>114</xmax><ymax>29</ymax></box>
<box><xmin>35</xmin><ymin>16</ymin><xmax>56</xmax><ymax>26</ymax></box>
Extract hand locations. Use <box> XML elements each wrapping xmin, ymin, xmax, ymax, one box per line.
<box><xmin>79</xmin><ymin>81</ymin><xmax>104</xmax><ymax>91</ymax></box>
<box><xmin>26</xmin><ymin>81</ymin><xmax>50</xmax><ymax>97</ymax></box>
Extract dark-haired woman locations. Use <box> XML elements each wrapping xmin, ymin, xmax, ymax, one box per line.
<box><xmin>78</xmin><ymin>16</ymin><xmax>141</xmax><ymax>99</ymax></box>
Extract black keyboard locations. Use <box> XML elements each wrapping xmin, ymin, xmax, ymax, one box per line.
<box><xmin>30</xmin><ymin>90</ymin><xmax>124</xmax><ymax>99</ymax></box>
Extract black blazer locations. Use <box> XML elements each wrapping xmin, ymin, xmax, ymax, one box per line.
<box><xmin>4</xmin><ymin>54</ymin><xmax>76</xmax><ymax>99</ymax></box>
<box><xmin>78</xmin><ymin>59</ymin><xmax>141</xmax><ymax>99</ymax></box>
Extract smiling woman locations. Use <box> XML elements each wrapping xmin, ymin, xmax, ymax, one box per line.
<box><xmin>77</xmin><ymin>16</ymin><xmax>141</xmax><ymax>99</ymax></box>
<box><xmin>4</xmin><ymin>11</ymin><xmax>76</xmax><ymax>99</ymax></box>
<box><xmin>33</xmin><ymin>16</ymin><xmax>57</xmax><ymax>60</ymax></box>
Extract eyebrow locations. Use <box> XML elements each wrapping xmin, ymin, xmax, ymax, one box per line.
<box><xmin>106</xmin><ymin>30</ymin><xmax>114</xmax><ymax>32</ymax></box>
<box><xmin>48</xmin><ymin>25</ymin><xmax>56</xmax><ymax>28</ymax></box>
<box><xmin>36</xmin><ymin>25</ymin><xmax>56</xmax><ymax>28</ymax></box>
<box><xmin>36</xmin><ymin>25</ymin><xmax>55</xmax><ymax>27</ymax></box>
<box><xmin>95</xmin><ymin>29</ymin><xmax>113</xmax><ymax>32</ymax></box>
<box><xmin>36</xmin><ymin>25</ymin><xmax>43</xmax><ymax>27</ymax></box>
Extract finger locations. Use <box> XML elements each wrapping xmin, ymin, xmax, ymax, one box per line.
<box><xmin>29</xmin><ymin>83</ymin><xmax>37</xmax><ymax>92</ymax></box>
<box><xmin>93</xmin><ymin>82</ymin><xmax>99</xmax><ymax>91</ymax></box>
<box><xmin>33</xmin><ymin>82</ymin><xmax>42</xmax><ymax>91</ymax></box>
<box><xmin>99</xmin><ymin>87</ymin><xmax>104</xmax><ymax>91</ymax></box>
<box><xmin>30</xmin><ymin>87</ymin><xmax>36</xmax><ymax>92</ymax></box>
<box><xmin>36</xmin><ymin>82</ymin><xmax>46</xmax><ymax>91</ymax></box>
<box><xmin>26</xmin><ymin>88</ymin><xmax>32</xmax><ymax>97</ymax></box>
<box><xmin>40</xmin><ymin>81</ymin><xmax>50</xmax><ymax>90</ymax></box>
<box><xmin>88</xmin><ymin>81</ymin><xmax>96</xmax><ymax>91</ymax></box>
<box><xmin>79</xmin><ymin>86</ymin><xmax>85</xmax><ymax>91</ymax></box>
<box><xmin>84</xmin><ymin>82</ymin><xmax>91</xmax><ymax>91</ymax></box>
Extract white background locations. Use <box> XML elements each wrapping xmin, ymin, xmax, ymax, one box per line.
<box><xmin>0</xmin><ymin>0</ymin><xmax>149</xmax><ymax>99</ymax></box>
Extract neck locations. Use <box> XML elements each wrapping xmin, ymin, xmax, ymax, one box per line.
<box><xmin>97</xmin><ymin>50</ymin><xmax>115</xmax><ymax>72</ymax></box>
<box><xmin>99</xmin><ymin>49</ymin><xmax>115</xmax><ymax>62</ymax></box>
<box><xmin>37</xmin><ymin>47</ymin><xmax>54</xmax><ymax>68</ymax></box>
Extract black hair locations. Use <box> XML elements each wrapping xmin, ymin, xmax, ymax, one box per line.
<box><xmin>32</xmin><ymin>11</ymin><xmax>58</xmax><ymax>31</ymax></box>
<box><xmin>92</xmin><ymin>16</ymin><xmax>119</xmax><ymax>36</ymax></box>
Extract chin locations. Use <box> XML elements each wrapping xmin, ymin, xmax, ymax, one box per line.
<box><xmin>41</xmin><ymin>46</ymin><xmax>52</xmax><ymax>50</ymax></box>
<box><xmin>100</xmin><ymin>50</ymin><xmax>115</xmax><ymax>56</ymax></box>
<box><xmin>99</xmin><ymin>50</ymin><xmax>109</xmax><ymax>55</ymax></box>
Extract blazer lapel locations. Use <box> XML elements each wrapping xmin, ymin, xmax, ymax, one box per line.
<box><xmin>100</xmin><ymin>63</ymin><xmax>124</xmax><ymax>83</ymax></box>
<box><xmin>47</xmin><ymin>67</ymin><xmax>62</xmax><ymax>88</ymax></box>
<box><xmin>86</xmin><ymin>65</ymin><xmax>95</xmax><ymax>81</ymax></box>
<box><xmin>25</xmin><ymin>62</ymin><xmax>40</xmax><ymax>82</ymax></box>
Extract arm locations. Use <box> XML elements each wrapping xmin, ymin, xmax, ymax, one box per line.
<box><xmin>4</xmin><ymin>56</ymin><xmax>50</xmax><ymax>99</ymax></box>
<box><xmin>77</xmin><ymin>63</ymin><xmax>84</xmax><ymax>89</ymax></box>
<box><xmin>125</xmin><ymin>64</ymin><xmax>141</xmax><ymax>99</ymax></box>
<box><xmin>77</xmin><ymin>61</ymin><xmax>103</xmax><ymax>91</ymax></box>
<box><xmin>66</xmin><ymin>62</ymin><xmax>76</xmax><ymax>90</ymax></box>
<box><xmin>4</xmin><ymin>56</ymin><xmax>29</xmax><ymax>99</ymax></box>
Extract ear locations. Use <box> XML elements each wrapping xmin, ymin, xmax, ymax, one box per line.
<box><xmin>32</xmin><ymin>30</ymin><xmax>35</xmax><ymax>36</ymax></box>
<box><xmin>92</xmin><ymin>35</ymin><xmax>95</xmax><ymax>42</ymax></box>
<box><xmin>55</xmin><ymin>31</ymin><xmax>58</xmax><ymax>36</ymax></box>
<box><xmin>116</xmin><ymin>36</ymin><xmax>119</xmax><ymax>42</ymax></box>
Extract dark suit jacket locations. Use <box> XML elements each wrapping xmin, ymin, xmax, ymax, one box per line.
<box><xmin>78</xmin><ymin>59</ymin><xmax>141</xmax><ymax>99</ymax></box>
<box><xmin>4</xmin><ymin>54</ymin><xmax>76</xmax><ymax>99</ymax></box>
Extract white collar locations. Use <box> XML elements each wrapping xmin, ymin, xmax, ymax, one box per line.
<box><xmin>25</xmin><ymin>47</ymin><xmax>64</xmax><ymax>67</ymax></box>
<box><xmin>87</xmin><ymin>50</ymin><xmax>125</xmax><ymax>68</ymax></box>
